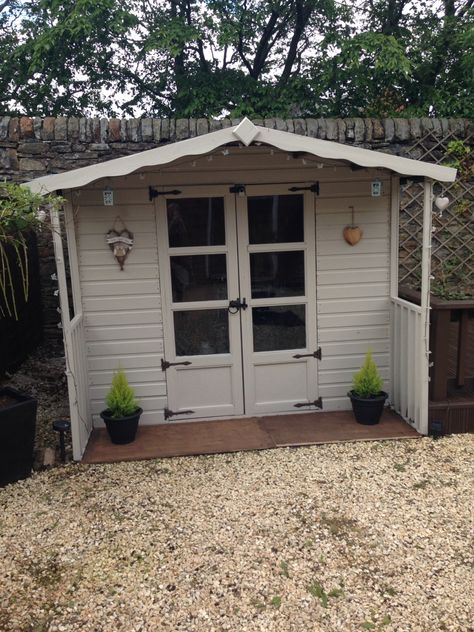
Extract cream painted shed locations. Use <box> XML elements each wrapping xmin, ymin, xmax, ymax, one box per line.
<box><xmin>25</xmin><ymin>119</ymin><xmax>456</xmax><ymax>460</ymax></box>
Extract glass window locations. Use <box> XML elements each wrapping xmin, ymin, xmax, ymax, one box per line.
<box><xmin>167</xmin><ymin>197</ymin><xmax>225</xmax><ymax>247</ymax></box>
<box><xmin>171</xmin><ymin>254</ymin><xmax>227</xmax><ymax>302</ymax></box>
<box><xmin>252</xmin><ymin>305</ymin><xmax>306</xmax><ymax>352</ymax></box>
<box><xmin>250</xmin><ymin>251</ymin><xmax>305</xmax><ymax>299</ymax></box>
<box><xmin>174</xmin><ymin>309</ymin><xmax>230</xmax><ymax>356</ymax></box>
<box><xmin>248</xmin><ymin>195</ymin><xmax>304</xmax><ymax>244</ymax></box>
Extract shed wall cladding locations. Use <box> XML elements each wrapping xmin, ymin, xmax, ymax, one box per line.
<box><xmin>316</xmin><ymin>178</ymin><xmax>391</xmax><ymax>410</ymax></box>
<box><xmin>76</xmin><ymin>193</ymin><xmax>166</xmax><ymax>426</ymax></box>
<box><xmin>75</xmin><ymin>165</ymin><xmax>391</xmax><ymax>424</ymax></box>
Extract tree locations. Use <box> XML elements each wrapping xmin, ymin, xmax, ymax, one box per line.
<box><xmin>0</xmin><ymin>0</ymin><xmax>472</xmax><ymax>118</ymax></box>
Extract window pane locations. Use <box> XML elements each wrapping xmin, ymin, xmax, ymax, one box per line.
<box><xmin>168</xmin><ymin>198</ymin><xmax>225</xmax><ymax>247</ymax></box>
<box><xmin>250</xmin><ymin>251</ymin><xmax>305</xmax><ymax>299</ymax></box>
<box><xmin>174</xmin><ymin>309</ymin><xmax>230</xmax><ymax>356</ymax></box>
<box><xmin>171</xmin><ymin>254</ymin><xmax>227</xmax><ymax>302</ymax></box>
<box><xmin>252</xmin><ymin>305</ymin><xmax>306</xmax><ymax>352</ymax></box>
<box><xmin>248</xmin><ymin>195</ymin><xmax>304</xmax><ymax>244</ymax></box>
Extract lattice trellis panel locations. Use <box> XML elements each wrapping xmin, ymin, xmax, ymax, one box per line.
<box><xmin>399</xmin><ymin>129</ymin><xmax>474</xmax><ymax>298</ymax></box>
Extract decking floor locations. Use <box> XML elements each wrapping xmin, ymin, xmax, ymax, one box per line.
<box><xmin>82</xmin><ymin>409</ymin><xmax>419</xmax><ymax>464</ymax></box>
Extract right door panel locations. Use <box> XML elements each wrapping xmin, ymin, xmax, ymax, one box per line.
<box><xmin>237</xmin><ymin>188</ymin><xmax>319</xmax><ymax>415</ymax></box>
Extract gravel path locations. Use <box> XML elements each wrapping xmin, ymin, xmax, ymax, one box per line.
<box><xmin>1</xmin><ymin>435</ymin><xmax>473</xmax><ymax>632</ymax></box>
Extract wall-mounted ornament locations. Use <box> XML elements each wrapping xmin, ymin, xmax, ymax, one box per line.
<box><xmin>343</xmin><ymin>206</ymin><xmax>363</xmax><ymax>246</ymax></box>
<box><xmin>371</xmin><ymin>179</ymin><xmax>382</xmax><ymax>197</ymax></box>
<box><xmin>106</xmin><ymin>217</ymin><xmax>134</xmax><ymax>271</ymax></box>
<box><xmin>103</xmin><ymin>186</ymin><xmax>114</xmax><ymax>206</ymax></box>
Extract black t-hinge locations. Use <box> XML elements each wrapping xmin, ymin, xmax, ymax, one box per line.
<box><xmin>149</xmin><ymin>186</ymin><xmax>182</xmax><ymax>200</ymax></box>
<box><xmin>288</xmin><ymin>182</ymin><xmax>320</xmax><ymax>195</ymax></box>
<box><xmin>293</xmin><ymin>397</ymin><xmax>323</xmax><ymax>410</ymax></box>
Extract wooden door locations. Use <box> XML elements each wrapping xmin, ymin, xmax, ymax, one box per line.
<box><xmin>237</xmin><ymin>187</ymin><xmax>319</xmax><ymax>415</ymax></box>
<box><xmin>157</xmin><ymin>188</ymin><xmax>244</xmax><ymax>420</ymax></box>
<box><xmin>157</xmin><ymin>186</ymin><xmax>319</xmax><ymax>420</ymax></box>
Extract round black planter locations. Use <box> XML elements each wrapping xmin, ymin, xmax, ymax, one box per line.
<box><xmin>348</xmin><ymin>391</ymin><xmax>388</xmax><ymax>425</ymax></box>
<box><xmin>100</xmin><ymin>408</ymin><xmax>142</xmax><ymax>445</ymax></box>
<box><xmin>0</xmin><ymin>387</ymin><xmax>37</xmax><ymax>487</ymax></box>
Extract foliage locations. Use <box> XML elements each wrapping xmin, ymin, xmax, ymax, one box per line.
<box><xmin>0</xmin><ymin>0</ymin><xmax>473</xmax><ymax>118</ymax></box>
<box><xmin>352</xmin><ymin>351</ymin><xmax>384</xmax><ymax>398</ymax></box>
<box><xmin>0</xmin><ymin>181</ymin><xmax>61</xmax><ymax>319</ymax></box>
<box><xmin>105</xmin><ymin>369</ymin><xmax>139</xmax><ymax>418</ymax></box>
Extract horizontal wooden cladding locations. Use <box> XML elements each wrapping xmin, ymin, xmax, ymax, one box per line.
<box><xmin>319</xmin><ymin>352</ymin><xmax>389</xmax><ymax>371</ymax></box>
<box><xmin>78</xmin><ymin>206</ymin><xmax>156</xmax><ymax>221</ymax></box>
<box><xmin>319</xmin><ymin>367</ymin><xmax>390</xmax><ymax>385</ymax></box>
<box><xmin>89</xmin><ymin>367</ymin><xmax>165</xmax><ymax>386</ymax></box>
<box><xmin>80</xmin><ymin>264</ymin><xmax>160</xmax><ymax>282</ymax></box>
<box><xmin>75</xmin><ymin>189</ymin><xmax>154</xmax><ymax>206</ymax></box>
<box><xmin>318</xmin><ymin>283</ymin><xmax>389</xmax><ymax>300</ymax></box>
<box><xmin>318</xmin><ymin>311</ymin><xmax>389</xmax><ymax>328</ymax></box>
<box><xmin>317</xmin><ymin>238</ymin><xmax>388</xmax><ymax>256</ymax></box>
<box><xmin>91</xmin><ymin>397</ymin><xmax>167</xmax><ymax>416</ymax></box>
<box><xmin>79</xmin><ymin>248</ymin><xmax>159</xmax><ymax>266</ymax></box>
<box><xmin>316</xmin><ymin>203</ymin><xmax>389</xmax><ymax>222</ymax></box>
<box><xmin>319</xmin><ymin>325</ymin><xmax>389</xmax><ymax>344</ymax></box>
<box><xmin>317</xmin><ymin>297</ymin><xmax>390</xmax><ymax>314</ymax></box>
<box><xmin>318</xmin><ymin>269</ymin><xmax>389</xmax><ymax>286</ymax></box>
<box><xmin>84</xmin><ymin>309</ymin><xmax>161</xmax><ymax>327</ymax></box>
<box><xmin>319</xmin><ymin>381</ymin><xmax>392</xmax><ymax>399</ymax></box>
<box><xmin>90</xmin><ymin>381</ymin><xmax>166</xmax><ymax>400</ymax></box>
<box><xmin>88</xmin><ymin>353</ymin><xmax>163</xmax><ymax>371</ymax></box>
<box><xmin>317</xmin><ymin>223</ymin><xmax>389</xmax><ymax>241</ymax></box>
<box><xmin>87</xmin><ymin>339</ymin><xmax>164</xmax><ymax>357</ymax></box>
<box><xmin>83</xmin><ymin>294</ymin><xmax>161</xmax><ymax>312</ymax></box>
<box><xmin>81</xmin><ymin>279</ymin><xmax>159</xmax><ymax>297</ymax></box>
<box><xmin>85</xmin><ymin>324</ymin><xmax>163</xmax><ymax>342</ymax></box>
<box><xmin>321</xmin><ymin>339</ymin><xmax>390</xmax><ymax>356</ymax></box>
<box><xmin>317</xmin><ymin>253</ymin><xmax>389</xmax><ymax>271</ymax></box>
<box><xmin>78</xmin><ymin>232</ymin><xmax>157</xmax><ymax>252</ymax></box>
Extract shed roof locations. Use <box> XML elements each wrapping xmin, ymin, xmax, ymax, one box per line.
<box><xmin>24</xmin><ymin>118</ymin><xmax>456</xmax><ymax>194</ymax></box>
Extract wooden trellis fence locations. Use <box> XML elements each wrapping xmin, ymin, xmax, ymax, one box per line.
<box><xmin>399</xmin><ymin>128</ymin><xmax>474</xmax><ymax>299</ymax></box>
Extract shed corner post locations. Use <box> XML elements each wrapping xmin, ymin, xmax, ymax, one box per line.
<box><xmin>49</xmin><ymin>203</ymin><xmax>84</xmax><ymax>461</ymax></box>
<box><xmin>419</xmin><ymin>178</ymin><xmax>434</xmax><ymax>435</ymax></box>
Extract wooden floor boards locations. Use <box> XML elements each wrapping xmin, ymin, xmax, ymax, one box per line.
<box><xmin>82</xmin><ymin>409</ymin><xmax>419</xmax><ymax>464</ymax></box>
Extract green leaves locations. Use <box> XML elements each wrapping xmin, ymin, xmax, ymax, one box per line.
<box><xmin>352</xmin><ymin>350</ymin><xmax>384</xmax><ymax>398</ymax></box>
<box><xmin>105</xmin><ymin>369</ymin><xmax>139</xmax><ymax>418</ymax></box>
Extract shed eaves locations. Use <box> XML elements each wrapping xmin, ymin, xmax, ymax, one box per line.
<box><xmin>23</xmin><ymin>118</ymin><xmax>457</xmax><ymax>194</ymax></box>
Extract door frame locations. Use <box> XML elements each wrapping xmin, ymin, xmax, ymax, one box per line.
<box><xmin>155</xmin><ymin>184</ymin><xmax>319</xmax><ymax>421</ymax></box>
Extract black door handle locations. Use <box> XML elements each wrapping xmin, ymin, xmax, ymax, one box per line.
<box><xmin>228</xmin><ymin>298</ymin><xmax>248</xmax><ymax>313</ymax></box>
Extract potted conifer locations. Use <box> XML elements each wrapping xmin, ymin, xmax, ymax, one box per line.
<box><xmin>348</xmin><ymin>351</ymin><xmax>388</xmax><ymax>425</ymax></box>
<box><xmin>100</xmin><ymin>369</ymin><xmax>142</xmax><ymax>444</ymax></box>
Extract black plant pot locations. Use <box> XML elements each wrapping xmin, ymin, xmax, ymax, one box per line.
<box><xmin>348</xmin><ymin>391</ymin><xmax>388</xmax><ymax>425</ymax></box>
<box><xmin>100</xmin><ymin>408</ymin><xmax>142</xmax><ymax>445</ymax></box>
<box><xmin>0</xmin><ymin>387</ymin><xmax>37</xmax><ymax>486</ymax></box>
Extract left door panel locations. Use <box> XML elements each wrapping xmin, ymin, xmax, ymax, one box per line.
<box><xmin>156</xmin><ymin>190</ymin><xmax>244</xmax><ymax>420</ymax></box>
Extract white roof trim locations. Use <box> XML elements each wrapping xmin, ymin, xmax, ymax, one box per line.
<box><xmin>23</xmin><ymin>118</ymin><xmax>456</xmax><ymax>194</ymax></box>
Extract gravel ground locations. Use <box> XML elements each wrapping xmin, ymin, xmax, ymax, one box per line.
<box><xmin>0</xmin><ymin>435</ymin><xmax>473</xmax><ymax>632</ymax></box>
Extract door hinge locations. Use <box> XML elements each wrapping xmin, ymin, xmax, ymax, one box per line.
<box><xmin>288</xmin><ymin>182</ymin><xmax>319</xmax><ymax>195</ymax></box>
<box><xmin>293</xmin><ymin>347</ymin><xmax>322</xmax><ymax>360</ymax></box>
<box><xmin>229</xmin><ymin>184</ymin><xmax>246</xmax><ymax>195</ymax></box>
<box><xmin>161</xmin><ymin>358</ymin><xmax>192</xmax><ymax>371</ymax></box>
<box><xmin>164</xmin><ymin>407</ymin><xmax>195</xmax><ymax>420</ymax></box>
<box><xmin>149</xmin><ymin>186</ymin><xmax>182</xmax><ymax>200</ymax></box>
<box><xmin>294</xmin><ymin>397</ymin><xmax>323</xmax><ymax>410</ymax></box>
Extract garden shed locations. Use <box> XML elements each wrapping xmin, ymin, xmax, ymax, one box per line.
<box><xmin>24</xmin><ymin>118</ymin><xmax>456</xmax><ymax>460</ymax></box>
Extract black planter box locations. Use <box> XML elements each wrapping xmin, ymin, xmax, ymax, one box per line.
<box><xmin>100</xmin><ymin>408</ymin><xmax>142</xmax><ymax>445</ymax></box>
<box><xmin>348</xmin><ymin>391</ymin><xmax>388</xmax><ymax>425</ymax></box>
<box><xmin>0</xmin><ymin>387</ymin><xmax>37</xmax><ymax>486</ymax></box>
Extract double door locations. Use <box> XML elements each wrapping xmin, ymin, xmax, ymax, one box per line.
<box><xmin>157</xmin><ymin>186</ymin><xmax>318</xmax><ymax>420</ymax></box>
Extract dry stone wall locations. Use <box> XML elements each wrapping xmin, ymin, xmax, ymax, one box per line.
<box><xmin>1</xmin><ymin>116</ymin><xmax>472</xmax><ymax>343</ymax></box>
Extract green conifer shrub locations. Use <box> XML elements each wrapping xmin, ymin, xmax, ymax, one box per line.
<box><xmin>352</xmin><ymin>350</ymin><xmax>384</xmax><ymax>398</ymax></box>
<box><xmin>105</xmin><ymin>369</ymin><xmax>139</xmax><ymax>418</ymax></box>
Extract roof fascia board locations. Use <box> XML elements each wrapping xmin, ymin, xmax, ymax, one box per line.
<box><xmin>22</xmin><ymin>119</ymin><xmax>456</xmax><ymax>194</ymax></box>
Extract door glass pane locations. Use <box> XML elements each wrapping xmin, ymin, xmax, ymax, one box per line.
<box><xmin>252</xmin><ymin>305</ymin><xmax>306</xmax><ymax>352</ymax></box>
<box><xmin>248</xmin><ymin>195</ymin><xmax>304</xmax><ymax>244</ymax></box>
<box><xmin>250</xmin><ymin>251</ymin><xmax>304</xmax><ymax>298</ymax></box>
<box><xmin>171</xmin><ymin>254</ymin><xmax>227</xmax><ymax>302</ymax></box>
<box><xmin>174</xmin><ymin>309</ymin><xmax>230</xmax><ymax>355</ymax></box>
<box><xmin>168</xmin><ymin>198</ymin><xmax>225</xmax><ymax>247</ymax></box>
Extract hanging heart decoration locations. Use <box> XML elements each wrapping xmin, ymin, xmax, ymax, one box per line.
<box><xmin>434</xmin><ymin>196</ymin><xmax>449</xmax><ymax>212</ymax></box>
<box><xmin>343</xmin><ymin>225</ymin><xmax>363</xmax><ymax>246</ymax></box>
<box><xmin>343</xmin><ymin>206</ymin><xmax>363</xmax><ymax>246</ymax></box>
<box><xmin>106</xmin><ymin>220</ymin><xmax>134</xmax><ymax>270</ymax></box>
